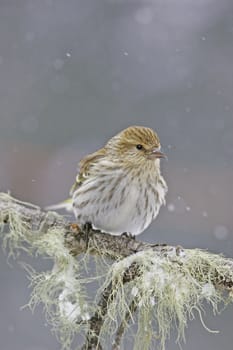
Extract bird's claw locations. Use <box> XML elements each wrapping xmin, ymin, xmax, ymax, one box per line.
<box><xmin>83</xmin><ymin>222</ymin><xmax>93</xmax><ymax>249</ymax></box>
<box><xmin>121</xmin><ymin>232</ymin><xmax>136</xmax><ymax>240</ymax></box>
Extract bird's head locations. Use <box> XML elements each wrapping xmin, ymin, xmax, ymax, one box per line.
<box><xmin>106</xmin><ymin>126</ymin><xmax>166</xmax><ymax>168</ymax></box>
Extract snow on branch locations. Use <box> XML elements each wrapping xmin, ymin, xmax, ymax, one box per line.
<box><xmin>0</xmin><ymin>192</ymin><xmax>233</xmax><ymax>350</ymax></box>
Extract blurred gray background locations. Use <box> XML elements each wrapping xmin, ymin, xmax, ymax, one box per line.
<box><xmin>0</xmin><ymin>0</ymin><xmax>233</xmax><ymax>349</ymax></box>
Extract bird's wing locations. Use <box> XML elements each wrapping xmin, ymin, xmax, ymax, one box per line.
<box><xmin>69</xmin><ymin>147</ymin><xmax>107</xmax><ymax>195</ymax></box>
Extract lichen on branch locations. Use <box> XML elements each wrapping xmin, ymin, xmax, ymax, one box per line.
<box><xmin>0</xmin><ymin>192</ymin><xmax>233</xmax><ymax>350</ymax></box>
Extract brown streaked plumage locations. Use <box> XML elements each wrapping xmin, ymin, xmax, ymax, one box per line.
<box><xmin>48</xmin><ymin>126</ymin><xmax>167</xmax><ymax>236</ymax></box>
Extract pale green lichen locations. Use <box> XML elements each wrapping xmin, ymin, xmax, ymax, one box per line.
<box><xmin>1</xmin><ymin>193</ymin><xmax>233</xmax><ymax>350</ymax></box>
<box><xmin>99</xmin><ymin>249</ymin><xmax>233</xmax><ymax>350</ymax></box>
<box><xmin>24</xmin><ymin>256</ymin><xmax>90</xmax><ymax>350</ymax></box>
<box><xmin>0</xmin><ymin>194</ymin><xmax>90</xmax><ymax>349</ymax></box>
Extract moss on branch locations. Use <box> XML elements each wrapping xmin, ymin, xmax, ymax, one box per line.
<box><xmin>0</xmin><ymin>192</ymin><xmax>233</xmax><ymax>350</ymax></box>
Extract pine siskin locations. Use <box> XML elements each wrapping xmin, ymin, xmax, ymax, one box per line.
<box><xmin>48</xmin><ymin>126</ymin><xmax>167</xmax><ymax>236</ymax></box>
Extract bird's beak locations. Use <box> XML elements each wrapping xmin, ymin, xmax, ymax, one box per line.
<box><xmin>148</xmin><ymin>148</ymin><xmax>167</xmax><ymax>160</ymax></box>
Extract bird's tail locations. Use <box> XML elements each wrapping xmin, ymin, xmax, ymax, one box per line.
<box><xmin>45</xmin><ymin>198</ymin><xmax>73</xmax><ymax>212</ymax></box>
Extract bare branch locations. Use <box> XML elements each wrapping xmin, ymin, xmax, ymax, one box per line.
<box><xmin>112</xmin><ymin>299</ymin><xmax>137</xmax><ymax>350</ymax></box>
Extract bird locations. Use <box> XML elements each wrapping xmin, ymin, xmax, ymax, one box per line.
<box><xmin>46</xmin><ymin>126</ymin><xmax>167</xmax><ymax>236</ymax></box>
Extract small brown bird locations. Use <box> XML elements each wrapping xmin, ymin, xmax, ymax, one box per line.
<box><xmin>48</xmin><ymin>126</ymin><xmax>167</xmax><ymax>236</ymax></box>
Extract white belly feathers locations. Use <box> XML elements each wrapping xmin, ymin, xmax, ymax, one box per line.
<box><xmin>72</xmin><ymin>169</ymin><xmax>167</xmax><ymax>236</ymax></box>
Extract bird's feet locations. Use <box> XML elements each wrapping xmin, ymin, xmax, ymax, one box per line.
<box><xmin>82</xmin><ymin>222</ymin><xmax>102</xmax><ymax>249</ymax></box>
<box><xmin>83</xmin><ymin>222</ymin><xmax>93</xmax><ymax>249</ymax></box>
<box><xmin>83</xmin><ymin>222</ymin><xmax>93</xmax><ymax>234</ymax></box>
<box><xmin>121</xmin><ymin>232</ymin><xmax>136</xmax><ymax>240</ymax></box>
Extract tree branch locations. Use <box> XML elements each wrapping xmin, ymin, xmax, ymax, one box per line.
<box><xmin>0</xmin><ymin>192</ymin><xmax>233</xmax><ymax>350</ymax></box>
<box><xmin>112</xmin><ymin>298</ymin><xmax>137</xmax><ymax>350</ymax></box>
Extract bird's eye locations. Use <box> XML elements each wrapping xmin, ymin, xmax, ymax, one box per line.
<box><xmin>136</xmin><ymin>144</ymin><xmax>143</xmax><ymax>150</ymax></box>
